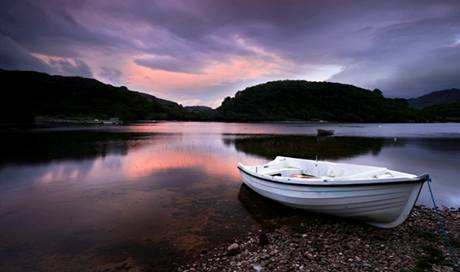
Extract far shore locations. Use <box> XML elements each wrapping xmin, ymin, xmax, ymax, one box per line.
<box><xmin>0</xmin><ymin>119</ymin><xmax>458</xmax><ymax>129</ymax></box>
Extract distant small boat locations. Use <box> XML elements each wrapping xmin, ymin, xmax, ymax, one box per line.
<box><xmin>238</xmin><ymin>156</ymin><xmax>428</xmax><ymax>228</ymax></box>
<box><xmin>317</xmin><ymin>129</ymin><xmax>334</xmax><ymax>136</ymax></box>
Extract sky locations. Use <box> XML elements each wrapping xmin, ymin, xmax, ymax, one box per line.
<box><xmin>1</xmin><ymin>0</ymin><xmax>459</xmax><ymax>107</ymax></box>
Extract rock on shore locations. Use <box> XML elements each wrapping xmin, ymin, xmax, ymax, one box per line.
<box><xmin>178</xmin><ymin>207</ymin><xmax>460</xmax><ymax>272</ymax></box>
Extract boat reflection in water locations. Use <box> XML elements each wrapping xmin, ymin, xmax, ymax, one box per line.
<box><xmin>317</xmin><ymin>129</ymin><xmax>335</xmax><ymax>137</ymax></box>
<box><xmin>238</xmin><ymin>183</ymin><xmax>346</xmax><ymax>229</ymax></box>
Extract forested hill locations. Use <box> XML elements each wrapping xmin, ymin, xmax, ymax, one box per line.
<box><xmin>0</xmin><ymin>69</ymin><xmax>189</xmax><ymax>123</ymax></box>
<box><xmin>217</xmin><ymin>80</ymin><xmax>421</xmax><ymax>122</ymax></box>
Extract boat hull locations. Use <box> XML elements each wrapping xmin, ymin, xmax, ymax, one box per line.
<box><xmin>238</xmin><ymin>168</ymin><xmax>424</xmax><ymax>228</ymax></box>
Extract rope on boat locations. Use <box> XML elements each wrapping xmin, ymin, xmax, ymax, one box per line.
<box><xmin>426</xmin><ymin>176</ymin><xmax>460</xmax><ymax>271</ymax></box>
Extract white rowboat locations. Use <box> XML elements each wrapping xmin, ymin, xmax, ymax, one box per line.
<box><xmin>237</xmin><ymin>156</ymin><xmax>428</xmax><ymax>228</ymax></box>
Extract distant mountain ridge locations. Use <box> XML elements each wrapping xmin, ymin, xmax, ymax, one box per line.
<box><xmin>1</xmin><ymin>69</ymin><xmax>459</xmax><ymax>123</ymax></box>
<box><xmin>408</xmin><ymin>88</ymin><xmax>460</xmax><ymax>108</ymax></box>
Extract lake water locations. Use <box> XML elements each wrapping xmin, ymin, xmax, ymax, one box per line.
<box><xmin>0</xmin><ymin>122</ymin><xmax>459</xmax><ymax>271</ymax></box>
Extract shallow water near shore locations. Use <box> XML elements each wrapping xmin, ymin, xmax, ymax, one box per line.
<box><xmin>0</xmin><ymin>122</ymin><xmax>459</xmax><ymax>271</ymax></box>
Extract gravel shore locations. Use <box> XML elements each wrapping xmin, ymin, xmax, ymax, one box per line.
<box><xmin>178</xmin><ymin>206</ymin><xmax>460</xmax><ymax>272</ymax></box>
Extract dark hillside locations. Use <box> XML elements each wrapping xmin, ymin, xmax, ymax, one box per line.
<box><xmin>217</xmin><ymin>81</ymin><xmax>420</xmax><ymax>122</ymax></box>
<box><xmin>0</xmin><ymin>69</ymin><xmax>189</xmax><ymax>123</ymax></box>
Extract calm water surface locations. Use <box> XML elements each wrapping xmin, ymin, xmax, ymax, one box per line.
<box><xmin>0</xmin><ymin>122</ymin><xmax>459</xmax><ymax>271</ymax></box>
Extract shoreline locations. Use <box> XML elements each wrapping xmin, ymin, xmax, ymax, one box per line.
<box><xmin>1</xmin><ymin>120</ymin><xmax>459</xmax><ymax>128</ymax></box>
<box><xmin>178</xmin><ymin>206</ymin><xmax>460</xmax><ymax>272</ymax></box>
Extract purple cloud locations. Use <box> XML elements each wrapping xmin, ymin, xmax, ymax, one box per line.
<box><xmin>1</xmin><ymin>0</ymin><xmax>459</xmax><ymax>105</ymax></box>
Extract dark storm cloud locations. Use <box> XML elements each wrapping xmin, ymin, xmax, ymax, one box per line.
<box><xmin>330</xmin><ymin>14</ymin><xmax>460</xmax><ymax>96</ymax></box>
<box><xmin>0</xmin><ymin>34</ymin><xmax>93</xmax><ymax>78</ymax></box>
<box><xmin>0</xmin><ymin>0</ymin><xmax>133</xmax><ymax>57</ymax></box>
<box><xmin>376</xmin><ymin>46</ymin><xmax>460</xmax><ymax>97</ymax></box>
<box><xmin>1</xmin><ymin>0</ymin><xmax>459</xmax><ymax>103</ymax></box>
<box><xmin>0</xmin><ymin>35</ymin><xmax>51</xmax><ymax>72</ymax></box>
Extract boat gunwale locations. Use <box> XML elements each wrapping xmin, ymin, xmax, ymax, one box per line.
<box><xmin>237</xmin><ymin>165</ymin><xmax>428</xmax><ymax>187</ymax></box>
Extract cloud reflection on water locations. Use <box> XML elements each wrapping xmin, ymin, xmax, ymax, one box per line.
<box><xmin>0</xmin><ymin>124</ymin><xmax>459</xmax><ymax>271</ymax></box>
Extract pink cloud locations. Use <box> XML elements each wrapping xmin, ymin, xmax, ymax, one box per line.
<box><xmin>124</xmin><ymin>54</ymin><xmax>287</xmax><ymax>95</ymax></box>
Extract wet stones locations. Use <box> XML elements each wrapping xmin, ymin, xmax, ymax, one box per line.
<box><xmin>227</xmin><ymin>243</ymin><xmax>240</xmax><ymax>256</ymax></box>
<box><xmin>178</xmin><ymin>207</ymin><xmax>460</xmax><ymax>272</ymax></box>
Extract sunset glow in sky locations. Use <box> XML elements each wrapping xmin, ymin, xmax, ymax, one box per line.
<box><xmin>1</xmin><ymin>0</ymin><xmax>459</xmax><ymax>107</ymax></box>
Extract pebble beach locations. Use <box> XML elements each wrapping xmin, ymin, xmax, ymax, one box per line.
<box><xmin>179</xmin><ymin>206</ymin><xmax>460</xmax><ymax>272</ymax></box>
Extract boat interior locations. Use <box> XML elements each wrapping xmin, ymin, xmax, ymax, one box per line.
<box><xmin>249</xmin><ymin>156</ymin><xmax>416</xmax><ymax>180</ymax></box>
